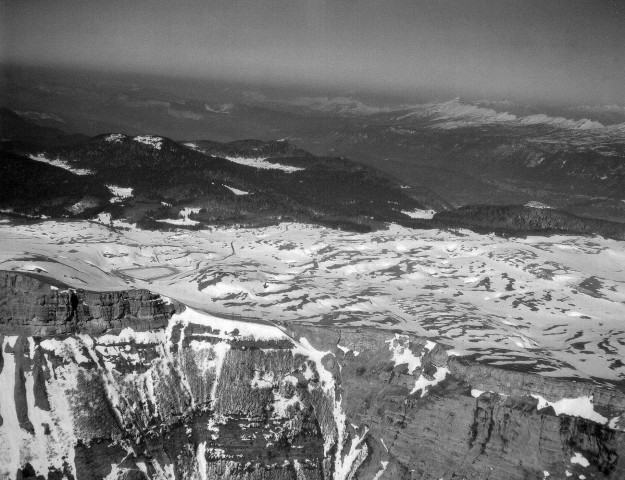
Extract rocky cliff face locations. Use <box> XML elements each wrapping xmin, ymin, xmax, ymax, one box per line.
<box><xmin>0</xmin><ymin>274</ymin><xmax>623</xmax><ymax>480</ymax></box>
<box><xmin>280</xmin><ymin>326</ymin><xmax>625</xmax><ymax>480</ymax></box>
<box><xmin>0</xmin><ymin>272</ymin><xmax>173</xmax><ymax>336</ymax></box>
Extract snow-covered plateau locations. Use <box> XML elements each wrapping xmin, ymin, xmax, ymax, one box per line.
<box><xmin>1</xmin><ymin>219</ymin><xmax>624</xmax><ymax>480</ymax></box>
<box><xmin>0</xmin><ymin>219</ymin><xmax>623</xmax><ymax>383</ymax></box>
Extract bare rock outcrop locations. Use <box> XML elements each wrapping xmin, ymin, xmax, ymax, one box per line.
<box><xmin>0</xmin><ymin>281</ymin><xmax>623</xmax><ymax>479</ymax></box>
<box><xmin>288</xmin><ymin>325</ymin><xmax>625</xmax><ymax>480</ymax></box>
<box><xmin>0</xmin><ymin>271</ymin><xmax>174</xmax><ymax>335</ymax></box>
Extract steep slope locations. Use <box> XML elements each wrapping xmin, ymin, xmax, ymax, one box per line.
<box><xmin>0</xmin><ymin>271</ymin><xmax>623</xmax><ymax>480</ymax></box>
<box><xmin>0</xmin><ymin>150</ymin><xmax>111</xmax><ymax>218</ymax></box>
<box><xmin>0</xmin><ymin>271</ymin><xmax>173</xmax><ymax>335</ymax></box>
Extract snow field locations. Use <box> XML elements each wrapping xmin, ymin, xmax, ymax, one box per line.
<box><xmin>106</xmin><ymin>185</ymin><xmax>133</xmax><ymax>203</ymax></box>
<box><xmin>156</xmin><ymin>207</ymin><xmax>202</xmax><ymax>226</ymax></box>
<box><xmin>28</xmin><ymin>154</ymin><xmax>93</xmax><ymax>175</ymax></box>
<box><xmin>223</xmin><ymin>185</ymin><xmax>249</xmax><ymax>195</ymax></box>
<box><xmin>531</xmin><ymin>394</ymin><xmax>608</xmax><ymax>424</ymax></box>
<box><xmin>224</xmin><ymin>156</ymin><xmax>304</xmax><ymax>173</ymax></box>
<box><xmin>1</xmin><ymin>220</ymin><xmax>624</xmax><ymax>385</ymax></box>
<box><xmin>401</xmin><ymin>209</ymin><xmax>436</xmax><ymax>219</ymax></box>
<box><xmin>133</xmin><ymin>135</ymin><xmax>162</xmax><ymax>149</ymax></box>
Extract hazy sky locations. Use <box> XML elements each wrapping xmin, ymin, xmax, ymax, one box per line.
<box><xmin>1</xmin><ymin>0</ymin><xmax>624</xmax><ymax>105</ymax></box>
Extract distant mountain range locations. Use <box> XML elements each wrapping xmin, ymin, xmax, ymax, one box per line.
<box><xmin>2</xmin><ymin>67</ymin><xmax>623</xmax><ymax>223</ymax></box>
<box><xmin>1</xmin><ymin>109</ymin><xmax>447</xmax><ymax>232</ymax></box>
<box><xmin>281</xmin><ymin>97</ymin><xmax>625</xmax><ymax>221</ymax></box>
<box><xmin>2</xmin><ymin>106</ymin><xmax>625</xmax><ymax>240</ymax></box>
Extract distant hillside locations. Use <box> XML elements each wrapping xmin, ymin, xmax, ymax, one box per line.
<box><xmin>0</xmin><ymin>150</ymin><xmax>111</xmax><ymax>217</ymax></box>
<box><xmin>184</xmin><ymin>138</ymin><xmax>313</xmax><ymax>159</ymax></box>
<box><xmin>0</xmin><ymin>108</ymin><xmax>88</xmax><ymax>146</ymax></box>
<box><xmin>0</xmin><ymin>116</ymin><xmax>441</xmax><ymax>231</ymax></box>
<box><xmin>2</xmin><ymin>69</ymin><xmax>625</xmax><ymax>223</ymax></box>
<box><xmin>2</xmin><ymin>107</ymin><xmax>623</xmax><ymax>239</ymax></box>
<box><xmin>434</xmin><ymin>204</ymin><xmax>625</xmax><ymax>240</ymax></box>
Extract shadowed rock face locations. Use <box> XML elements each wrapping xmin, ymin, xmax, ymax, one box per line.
<box><xmin>0</xmin><ymin>278</ymin><xmax>624</xmax><ymax>480</ymax></box>
<box><xmin>285</xmin><ymin>326</ymin><xmax>625</xmax><ymax>480</ymax></box>
<box><xmin>0</xmin><ymin>271</ymin><xmax>174</xmax><ymax>335</ymax></box>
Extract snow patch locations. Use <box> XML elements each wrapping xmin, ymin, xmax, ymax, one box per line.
<box><xmin>0</xmin><ymin>337</ymin><xmax>20</xmax><ymax>479</ymax></box>
<box><xmin>19</xmin><ymin>264</ymin><xmax>48</xmax><ymax>273</ymax></box>
<box><xmin>196</xmin><ymin>441</ymin><xmax>208</xmax><ymax>480</ymax></box>
<box><xmin>291</xmin><ymin>334</ymin><xmax>365</xmax><ymax>477</ymax></box>
<box><xmin>133</xmin><ymin>135</ymin><xmax>163</xmax><ymax>149</ymax></box>
<box><xmin>411</xmin><ymin>366</ymin><xmax>450</xmax><ymax>396</ymax></box>
<box><xmin>0</xmin><ymin>336</ymin><xmax>78</xmax><ymax>479</ymax></box>
<box><xmin>41</xmin><ymin>337</ymin><xmax>92</xmax><ymax>364</ymax></box>
<box><xmin>251</xmin><ymin>370</ymin><xmax>275</xmax><ymax>389</ymax></box>
<box><xmin>106</xmin><ymin>185</ymin><xmax>133</xmax><ymax>203</ymax></box>
<box><xmin>386</xmin><ymin>334</ymin><xmax>422</xmax><ymax>374</ymax></box>
<box><xmin>525</xmin><ymin>201</ymin><xmax>553</xmax><ymax>209</ymax></box>
<box><xmin>531</xmin><ymin>394</ymin><xmax>607</xmax><ymax>424</ymax></box>
<box><xmin>510</xmin><ymin>335</ymin><xmax>537</xmax><ymax>349</ymax></box>
<box><xmin>172</xmin><ymin>307</ymin><xmax>287</xmax><ymax>341</ymax></box>
<box><xmin>157</xmin><ymin>207</ymin><xmax>202</xmax><ymax>226</ymax></box>
<box><xmin>223</xmin><ymin>184</ymin><xmax>249</xmax><ymax>195</ymax></box>
<box><xmin>373</xmin><ymin>461</ymin><xmax>389</xmax><ymax>480</ymax></box>
<box><xmin>97</xmin><ymin>328</ymin><xmax>165</xmax><ymax>345</ymax></box>
<box><xmin>401</xmin><ymin>209</ymin><xmax>436</xmax><ymax>220</ymax></box>
<box><xmin>95</xmin><ymin>212</ymin><xmax>112</xmax><ymax>225</ymax></box>
<box><xmin>608</xmin><ymin>416</ymin><xmax>621</xmax><ymax>429</ymax></box>
<box><xmin>463</xmin><ymin>276</ymin><xmax>481</xmax><ymax>283</ymax></box>
<box><xmin>28</xmin><ymin>153</ymin><xmax>93</xmax><ymax>175</ymax></box>
<box><xmin>293</xmin><ymin>337</ymin><xmax>334</xmax><ymax>391</ymax></box>
<box><xmin>333</xmin><ymin>425</ymin><xmax>369</xmax><ymax>480</ymax></box>
<box><xmin>224</xmin><ymin>156</ymin><xmax>304</xmax><ymax>173</ymax></box>
<box><xmin>386</xmin><ymin>335</ymin><xmax>447</xmax><ymax>397</ymax></box>
<box><xmin>272</xmin><ymin>391</ymin><xmax>301</xmax><ymax>418</ymax></box>
<box><xmin>570</xmin><ymin>452</ymin><xmax>590</xmax><ymax>467</ymax></box>
<box><xmin>105</xmin><ymin>133</ymin><xmax>126</xmax><ymax>143</ymax></box>
<box><xmin>337</xmin><ymin>343</ymin><xmax>359</xmax><ymax>356</ymax></box>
